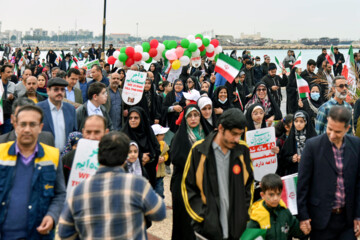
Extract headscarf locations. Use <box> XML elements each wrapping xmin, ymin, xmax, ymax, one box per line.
<box><xmin>185</xmin><ymin>107</ymin><xmax>205</xmax><ymax>144</ymax></box>
<box><xmin>185</xmin><ymin>76</ymin><xmax>200</xmax><ymax>91</ymax></box>
<box><xmin>61</xmin><ymin>132</ymin><xmax>82</xmax><ymax>157</ymax></box>
<box><xmin>280</xmin><ymin>110</ymin><xmax>317</xmax><ymax>175</ymax></box>
<box><xmin>308</xmin><ymin>84</ymin><xmax>324</xmax><ymax>109</ymax></box>
<box><xmin>174</xmin><ymin>79</ymin><xmax>184</xmax><ymax>102</ymax></box>
<box><xmin>127</xmin><ymin>141</ymin><xmax>142</xmax><ymax>176</ymax></box>
<box><xmin>117</xmin><ymin>69</ymin><xmax>126</xmax><ymax>88</ymax></box>
<box><xmin>245</xmin><ymin>82</ymin><xmax>282</xmax><ymax>120</ymax></box>
<box><xmin>212</xmin><ymin>86</ymin><xmax>233</xmax><ymax>113</ymax></box>
<box><xmin>170</xmin><ymin>104</ymin><xmax>209</xmax><ymax>170</ymax></box>
<box><xmin>197</xmin><ymin>96</ymin><xmax>217</xmax><ymax>132</ymax></box>
<box><xmin>245</xmin><ymin>103</ymin><xmax>267</xmax><ymax>131</ymax></box>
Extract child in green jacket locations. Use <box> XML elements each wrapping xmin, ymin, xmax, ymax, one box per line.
<box><xmin>246</xmin><ymin>174</ymin><xmax>304</xmax><ymax>240</ymax></box>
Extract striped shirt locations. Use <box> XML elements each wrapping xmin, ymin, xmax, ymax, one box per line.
<box><xmin>332</xmin><ymin>142</ymin><xmax>345</xmax><ymax>209</ymax></box>
<box><xmin>58</xmin><ymin>166</ymin><xmax>166</xmax><ymax>240</ymax></box>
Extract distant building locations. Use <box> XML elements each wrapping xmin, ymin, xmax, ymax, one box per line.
<box><xmin>1</xmin><ymin>30</ymin><xmax>22</xmax><ymax>42</ymax></box>
<box><xmin>215</xmin><ymin>35</ymin><xmax>234</xmax><ymax>45</ymax></box>
<box><xmin>33</xmin><ymin>28</ymin><xmax>48</xmax><ymax>37</ymax></box>
<box><xmin>110</xmin><ymin>33</ymin><xmax>131</xmax><ymax>41</ymax></box>
<box><xmin>240</xmin><ymin>32</ymin><xmax>261</xmax><ymax>40</ymax></box>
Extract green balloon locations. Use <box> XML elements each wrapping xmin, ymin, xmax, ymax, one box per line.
<box><xmin>146</xmin><ymin>57</ymin><xmax>153</xmax><ymax>63</ymax></box>
<box><xmin>120</xmin><ymin>47</ymin><xmax>126</xmax><ymax>53</ymax></box>
<box><xmin>168</xmin><ymin>40</ymin><xmax>177</xmax><ymax>49</ymax></box>
<box><xmin>195</xmin><ymin>34</ymin><xmax>203</xmax><ymax>40</ymax></box>
<box><xmin>188</xmin><ymin>43</ymin><xmax>198</xmax><ymax>52</ymax></box>
<box><xmin>142</xmin><ymin>42</ymin><xmax>150</xmax><ymax>52</ymax></box>
<box><xmin>214</xmin><ymin>54</ymin><xmax>219</xmax><ymax>62</ymax></box>
<box><xmin>181</xmin><ymin>39</ymin><xmax>190</xmax><ymax>48</ymax></box>
<box><xmin>163</xmin><ymin>40</ymin><xmax>169</xmax><ymax>48</ymax></box>
<box><xmin>183</xmin><ymin>50</ymin><xmax>191</xmax><ymax>58</ymax></box>
<box><xmin>200</xmin><ymin>49</ymin><xmax>206</xmax><ymax>56</ymax></box>
<box><xmin>119</xmin><ymin>53</ymin><xmax>128</xmax><ymax>62</ymax></box>
<box><xmin>162</xmin><ymin>50</ymin><xmax>167</xmax><ymax>59</ymax></box>
<box><xmin>202</xmin><ymin>38</ymin><xmax>210</xmax><ymax>47</ymax></box>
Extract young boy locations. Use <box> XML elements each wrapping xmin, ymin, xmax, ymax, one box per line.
<box><xmin>246</xmin><ymin>174</ymin><xmax>304</xmax><ymax>240</ymax></box>
<box><xmin>151</xmin><ymin>124</ymin><xmax>170</xmax><ymax>198</ymax></box>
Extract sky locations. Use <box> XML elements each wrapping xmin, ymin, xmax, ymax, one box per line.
<box><xmin>1</xmin><ymin>0</ymin><xmax>359</xmax><ymax>40</ymax></box>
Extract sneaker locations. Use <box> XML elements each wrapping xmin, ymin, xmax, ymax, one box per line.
<box><xmin>165</xmin><ymin>165</ymin><xmax>172</xmax><ymax>175</ymax></box>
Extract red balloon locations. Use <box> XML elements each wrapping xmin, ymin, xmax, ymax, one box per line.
<box><xmin>149</xmin><ymin>48</ymin><xmax>158</xmax><ymax>58</ymax></box>
<box><xmin>199</xmin><ymin>45</ymin><xmax>205</xmax><ymax>52</ymax></box>
<box><xmin>210</xmin><ymin>39</ymin><xmax>219</xmax><ymax>48</ymax></box>
<box><xmin>206</xmin><ymin>51</ymin><xmax>215</xmax><ymax>57</ymax></box>
<box><xmin>125</xmin><ymin>47</ymin><xmax>135</xmax><ymax>58</ymax></box>
<box><xmin>107</xmin><ymin>56</ymin><xmax>116</xmax><ymax>65</ymax></box>
<box><xmin>125</xmin><ymin>58</ymin><xmax>134</xmax><ymax>67</ymax></box>
<box><xmin>196</xmin><ymin>37</ymin><xmax>201</xmax><ymax>40</ymax></box>
<box><xmin>133</xmin><ymin>52</ymin><xmax>142</xmax><ymax>61</ymax></box>
<box><xmin>150</xmin><ymin>39</ymin><xmax>159</xmax><ymax>49</ymax></box>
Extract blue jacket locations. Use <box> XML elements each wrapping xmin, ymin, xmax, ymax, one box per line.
<box><xmin>37</xmin><ymin>100</ymin><xmax>77</xmax><ymax>141</ymax></box>
<box><xmin>214</xmin><ymin>73</ymin><xmax>227</xmax><ymax>88</ymax></box>
<box><xmin>0</xmin><ymin>141</ymin><xmax>66</xmax><ymax>239</ymax></box>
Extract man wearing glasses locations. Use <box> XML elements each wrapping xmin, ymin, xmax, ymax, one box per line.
<box><xmin>315</xmin><ymin>76</ymin><xmax>353</xmax><ymax>135</ymax></box>
<box><xmin>37</xmin><ymin>78</ymin><xmax>77</xmax><ymax>151</ymax></box>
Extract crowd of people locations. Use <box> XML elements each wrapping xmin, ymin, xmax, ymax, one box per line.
<box><xmin>0</xmin><ymin>44</ymin><xmax>360</xmax><ymax>240</ymax></box>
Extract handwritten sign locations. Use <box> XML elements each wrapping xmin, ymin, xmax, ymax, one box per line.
<box><xmin>66</xmin><ymin>139</ymin><xmax>99</xmax><ymax>195</ymax></box>
<box><xmin>246</xmin><ymin>127</ymin><xmax>277</xmax><ymax>181</ymax></box>
<box><xmin>122</xmin><ymin>70</ymin><xmax>147</xmax><ymax>105</ymax></box>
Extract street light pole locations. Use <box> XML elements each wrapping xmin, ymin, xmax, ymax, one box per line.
<box><xmin>101</xmin><ymin>0</ymin><xmax>107</xmax><ymax>60</ymax></box>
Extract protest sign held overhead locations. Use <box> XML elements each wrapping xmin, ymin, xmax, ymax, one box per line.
<box><xmin>121</xmin><ymin>70</ymin><xmax>147</xmax><ymax>105</ymax></box>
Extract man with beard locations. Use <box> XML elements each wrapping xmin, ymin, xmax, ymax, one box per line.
<box><xmin>333</xmin><ymin>47</ymin><xmax>345</xmax><ymax>76</ymax></box>
<box><xmin>316</xmin><ymin>48</ymin><xmax>327</xmax><ymax>69</ymax></box>
<box><xmin>182</xmin><ymin>109</ymin><xmax>254</xmax><ymax>240</ymax></box>
<box><xmin>104</xmin><ymin>72</ymin><xmax>123</xmax><ymax>130</ymax></box>
<box><xmin>301</xmin><ymin>59</ymin><xmax>317</xmax><ymax>85</ymax></box>
<box><xmin>15</xmin><ymin>68</ymin><xmax>32</xmax><ymax>97</ymax></box>
<box><xmin>318</xmin><ymin>62</ymin><xmax>335</xmax><ymax>98</ymax></box>
<box><xmin>253</xmin><ymin>56</ymin><xmax>263</xmax><ymax>84</ymax></box>
<box><xmin>21</xmin><ymin>76</ymin><xmax>45</xmax><ymax>103</ymax></box>
<box><xmin>261</xmin><ymin>63</ymin><xmax>288</xmax><ymax>107</ymax></box>
<box><xmin>315</xmin><ymin>76</ymin><xmax>353</xmax><ymax>135</ymax></box>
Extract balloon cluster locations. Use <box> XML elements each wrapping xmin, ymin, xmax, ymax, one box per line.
<box><xmin>107</xmin><ymin>34</ymin><xmax>222</xmax><ymax>69</ymax></box>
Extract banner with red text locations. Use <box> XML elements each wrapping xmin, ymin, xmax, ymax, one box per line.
<box><xmin>122</xmin><ymin>70</ymin><xmax>147</xmax><ymax>105</ymax></box>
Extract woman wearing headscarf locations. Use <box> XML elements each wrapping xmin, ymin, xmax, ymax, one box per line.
<box><xmin>286</xmin><ymin>67</ymin><xmax>300</xmax><ymax>115</ymax></box>
<box><xmin>117</xmin><ymin>69</ymin><xmax>126</xmax><ymax>89</ymax></box>
<box><xmin>212</xmin><ymin>85</ymin><xmax>233</xmax><ymax>117</ymax></box>
<box><xmin>150</xmin><ymin>63</ymin><xmax>162</xmax><ymax>87</ymax></box>
<box><xmin>170</xmin><ymin>104</ymin><xmax>209</xmax><ymax>240</ymax></box>
<box><xmin>162</xmin><ymin>79</ymin><xmax>186</xmax><ymax>133</ymax></box>
<box><xmin>197</xmin><ymin>96</ymin><xmax>217</xmax><ymax>132</ymax></box>
<box><xmin>245</xmin><ymin>82</ymin><xmax>282</xmax><ymax>125</ymax></box>
<box><xmin>179</xmin><ymin>65</ymin><xmax>190</xmax><ymax>82</ymax></box>
<box><xmin>37</xmin><ymin>73</ymin><xmax>48</xmax><ymax>98</ymax></box>
<box><xmin>298</xmin><ymin>83</ymin><xmax>324</xmax><ymax>126</ymax></box>
<box><xmin>184</xmin><ymin>76</ymin><xmax>201</xmax><ymax>92</ymax></box>
<box><xmin>225</xmin><ymin>71</ymin><xmax>249</xmax><ymax>111</ymax></box>
<box><xmin>245</xmin><ymin>103</ymin><xmax>267</xmax><ymax>131</ymax></box>
<box><xmin>279</xmin><ymin>110</ymin><xmax>317</xmax><ymax>175</ymax></box>
<box><xmin>122</xmin><ymin>107</ymin><xmax>160</xmax><ymax>188</ymax></box>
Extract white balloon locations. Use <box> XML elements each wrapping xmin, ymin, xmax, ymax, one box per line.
<box><xmin>206</xmin><ymin>44</ymin><xmax>214</xmax><ymax>53</ymax></box>
<box><xmin>113</xmin><ymin>50</ymin><xmax>120</xmax><ymax>59</ymax></box>
<box><xmin>187</xmin><ymin>35</ymin><xmax>195</xmax><ymax>43</ymax></box>
<box><xmin>195</xmin><ymin>39</ymin><xmax>202</xmax><ymax>47</ymax></box>
<box><xmin>192</xmin><ymin>49</ymin><xmax>200</xmax><ymax>57</ymax></box>
<box><xmin>215</xmin><ymin>46</ymin><xmax>223</xmax><ymax>54</ymax></box>
<box><xmin>179</xmin><ymin>56</ymin><xmax>190</xmax><ymax>66</ymax></box>
<box><xmin>142</xmin><ymin>52</ymin><xmax>150</xmax><ymax>61</ymax></box>
<box><xmin>114</xmin><ymin>60</ymin><xmax>123</xmax><ymax>68</ymax></box>
<box><xmin>154</xmin><ymin>51</ymin><xmax>162</xmax><ymax>61</ymax></box>
<box><xmin>157</xmin><ymin>43</ymin><xmax>165</xmax><ymax>52</ymax></box>
<box><xmin>208</xmin><ymin>55</ymin><xmax>215</xmax><ymax>61</ymax></box>
<box><xmin>134</xmin><ymin>45</ymin><xmax>143</xmax><ymax>53</ymax></box>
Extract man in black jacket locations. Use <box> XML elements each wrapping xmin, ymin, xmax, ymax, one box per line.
<box><xmin>316</xmin><ymin>48</ymin><xmax>327</xmax><ymax>69</ymax></box>
<box><xmin>333</xmin><ymin>47</ymin><xmax>345</xmax><ymax>76</ymax></box>
<box><xmin>182</xmin><ymin>109</ymin><xmax>254</xmax><ymax>240</ymax></box>
<box><xmin>88</xmin><ymin>44</ymin><xmax>96</xmax><ymax>61</ymax></box>
<box><xmin>261</xmin><ymin>63</ymin><xmax>288</xmax><ymax>107</ymax></box>
<box><xmin>261</xmin><ymin>55</ymin><xmax>271</xmax><ymax>76</ymax></box>
<box><xmin>243</xmin><ymin>59</ymin><xmax>255</xmax><ymax>93</ymax></box>
<box><xmin>301</xmin><ymin>59</ymin><xmax>317</xmax><ymax>85</ymax></box>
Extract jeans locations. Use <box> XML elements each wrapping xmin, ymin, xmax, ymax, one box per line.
<box><xmin>155</xmin><ymin>177</ymin><xmax>164</xmax><ymax>198</ymax></box>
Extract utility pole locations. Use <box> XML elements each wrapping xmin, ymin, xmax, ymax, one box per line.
<box><xmin>101</xmin><ymin>0</ymin><xmax>107</xmax><ymax>60</ymax></box>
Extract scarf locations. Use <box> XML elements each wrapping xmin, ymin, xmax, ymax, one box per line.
<box><xmin>175</xmin><ymin>91</ymin><xmax>183</xmax><ymax>102</ymax></box>
<box><xmin>127</xmin><ymin>159</ymin><xmax>142</xmax><ymax>176</ymax></box>
<box><xmin>246</xmin><ymin>94</ymin><xmax>272</xmax><ymax>116</ymax></box>
<box><xmin>187</xmin><ymin>124</ymin><xmax>205</xmax><ymax>144</ymax></box>
<box><xmin>295</xmin><ymin>129</ymin><xmax>306</xmax><ymax>156</ymax></box>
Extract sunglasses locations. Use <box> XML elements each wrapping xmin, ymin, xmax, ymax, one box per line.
<box><xmin>335</xmin><ymin>84</ymin><xmax>348</xmax><ymax>89</ymax></box>
<box><xmin>52</xmin><ymin>87</ymin><xmax>65</xmax><ymax>92</ymax></box>
<box><xmin>256</xmin><ymin>88</ymin><xmax>267</xmax><ymax>92</ymax></box>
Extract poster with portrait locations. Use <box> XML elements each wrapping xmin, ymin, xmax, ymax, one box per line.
<box><xmin>246</xmin><ymin>127</ymin><xmax>277</xmax><ymax>181</ymax></box>
<box><xmin>121</xmin><ymin>70</ymin><xmax>147</xmax><ymax>105</ymax></box>
<box><xmin>66</xmin><ymin>139</ymin><xmax>99</xmax><ymax>195</ymax></box>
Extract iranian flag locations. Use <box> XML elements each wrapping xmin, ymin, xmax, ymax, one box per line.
<box><xmin>163</xmin><ymin>60</ymin><xmax>172</xmax><ymax>75</ymax></box>
<box><xmin>240</xmin><ymin>228</ymin><xmax>267</xmax><ymax>240</ymax></box>
<box><xmin>73</xmin><ymin>56</ymin><xmax>78</xmax><ymax>63</ymax></box>
<box><xmin>296</xmin><ymin>73</ymin><xmax>310</xmax><ymax>99</ymax></box>
<box><xmin>275</xmin><ymin>56</ymin><xmax>285</xmax><ymax>69</ymax></box>
<box><xmin>325</xmin><ymin>46</ymin><xmax>336</xmax><ymax>65</ymax></box>
<box><xmin>13</xmin><ymin>64</ymin><xmax>18</xmax><ymax>76</ymax></box>
<box><xmin>214</xmin><ymin>53</ymin><xmax>242</xmax><ymax>83</ymax></box>
<box><xmin>18</xmin><ymin>52</ymin><xmax>24</xmax><ymax>67</ymax></box>
<box><xmin>292</xmin><ymin>51</ymin><xmax>302</xmax><ymax>69</ymax></box>
<box><xmin>281</xmin><ymin>173</ymin><xmax>298</xmax><ymax>215</ymax></box>
<box><xmin>69</xmin><ymin>59</ymin><xmax>79</xmax><ymax>69</ymax></box>
<box><xmin>235</xmin><ymin>88</ymin><xmax>243</xmax><ymax>111</ymax></box>
<box><xmin>342</xmin><ymin>45</ymin><xmax>357</xmax><ymax>95</ymax></box>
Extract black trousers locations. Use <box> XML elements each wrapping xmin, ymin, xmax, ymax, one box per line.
<box><xmin>310</xmin><ymin>211</ymin><xmax>356</xmax><ymax>240</ymax></box>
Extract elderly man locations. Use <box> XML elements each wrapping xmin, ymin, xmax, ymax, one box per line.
<box><xmin>105</xmin><ymin>72</ymin><xmax>123</xmax><ymax>130</ymax></box>
<box><xmin>21</xmin><ymin>76</ymin><xmax>45</xmax><ymax>103</ymax></box>
<box><xmin>58</xmin><ymin>131</ymin><xmax>166</xmax><ymax>239</ymax></box>
<box><xmin>0</xmin><ymin>105</ymin><xmax>66</xmax><ymax>239</ymax></box>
